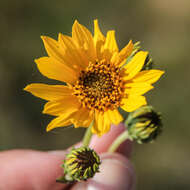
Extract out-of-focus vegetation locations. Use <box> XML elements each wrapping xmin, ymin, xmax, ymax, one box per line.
<box><xmin>0</xmin><ymin>0</ymin><xmax>190</xmax><ymax>189</ymax></box>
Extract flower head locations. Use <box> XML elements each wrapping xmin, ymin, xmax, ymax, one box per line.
<box><xmin>57</xmin><ymin>147</ymin><xmax>100</xmax><ymax>183</ymax></box>
<box><xmin>24</xmin><ymin>20</ymin><xmax>164</xmax><ymax>136</ymax></box>
<box><xmin>125</xmin><ymin>105</ymin><xmax>162</xmax><ymax>143</ymax></box>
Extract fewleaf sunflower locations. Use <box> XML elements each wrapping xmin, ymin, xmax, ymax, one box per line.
<box><xmin>24</xmin><ymin>20</ymin><xmax>164</xmax><ymax>136</ymax></box>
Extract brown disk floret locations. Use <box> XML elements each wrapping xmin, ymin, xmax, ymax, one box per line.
<box><xmin>73</xmin><ymin>60</ymin><xmax>125</xmax><ymax>112</ymax></box>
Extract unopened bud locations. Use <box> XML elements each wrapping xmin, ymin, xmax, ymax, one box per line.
<box><xmin>125</xmin><ymin>106</ymin><xmax>162</xmax><ymax>144</ymax></box>
<box><xmin>57</xmin><ymin>147</ymin><xmax>101</xmax><ymax>183</ymax></box>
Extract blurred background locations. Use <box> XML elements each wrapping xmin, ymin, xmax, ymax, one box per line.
<box><xmin>0</xmin><ymin>0</ymin><xmax>190</xmax><ymax>189</ymax></box>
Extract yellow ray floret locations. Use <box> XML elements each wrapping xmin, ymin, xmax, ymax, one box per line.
<box><xmin>24</xmin><ymin>19</ymin><xmax>164</xmax><ymax>136</ymax></box>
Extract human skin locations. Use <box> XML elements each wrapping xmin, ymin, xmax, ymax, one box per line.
<box><xmin>0</xmin><ymin>124</ymin><xmax>136</xmax><ymax>190</ymax></box>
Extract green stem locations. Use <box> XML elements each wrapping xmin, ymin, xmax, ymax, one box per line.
<box><xmin>82</xmin><ymin>121</ymin><xmax>94</xmax><ymax>147</ymax></box>
<box><xmin>108</xmin><ymin>131</ymin><xmax>129</xmax><ymax>153</ymax></box>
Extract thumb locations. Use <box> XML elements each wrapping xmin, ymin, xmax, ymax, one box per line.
<box><xmin>0</xmin><ymin>149</ymin><xmax>68</xmax><ymax>190</ymax></box>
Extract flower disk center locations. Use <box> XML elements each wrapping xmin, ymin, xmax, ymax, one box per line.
<box><xmin>73</xmin><ymin>61</ymin><xmax>125</xmax><ymax>111</ymax></box>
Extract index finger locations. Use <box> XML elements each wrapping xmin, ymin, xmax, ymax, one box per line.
<box><xmin>90</xmin><ymin>123</ymin><xmax>133</xmax><ymax>157</ymax></box>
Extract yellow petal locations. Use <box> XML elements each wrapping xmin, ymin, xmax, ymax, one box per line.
<box><xmin>104</xmin><ymin>31</ymin><xmax>118</xmax><ymax>53</ymax></box>
<box><xmin>125</xmin><ymin>82</ymin><xmax>153</xmax><ymax>96</ymax></box>
<box><xmin>41</xmin><ymin>36</ymin><xmax>65</xmax><ymax>62</ymax></box>
<box><xmin>72</xmin><ymin>20</ymin><xmax>96</xmax><ymax>62</ymax></box>
<box><xmin>106</xmin><ymin>109</ymin><xmax>123</xmax><ymax>125</ymax></box>
<box><xmin>24</xmin><ymin>83</ymin><xmax>73</xmax><ymax>101</ymax></box>
<box><xmin>91</xmin><ymin>112</ymin><xmax>102</xmax><ymax>135</ymax></box>
<box><xmin>121</xmin><ymin>95</ymin><xmax>147</xmax><ymax>112</ymax></box>
<box><xmin>93</xmin><ymin>19</ymin><xmax>105</xmax><ymax>60</ymax></box>
<box><xmin>42</xmin><ymin>35</ymin><xmax>85</xmax><ymax>73</ymax></box>
<box><xmin>70</xmin><ymin>108</ymin><xmax>93</xmax><ymax>128</ymax></box>
<box><xmin>43</xmin><ymin>95</ymin><xmax>80</xmax><ymax>116</ymax></box>
<box><xmin>118</xmin><ymin>40</ymin><xmax>134</xmax><ymax>65</ymax></box>
<box><xmin>35</xmin><ymin>57</ymin><xmax>77</xmax><ymax>84</ymax></box>
<box><xmin>46</xmin><ymin>110</ymin><xmax>77</xmax><ymax>132</ymax></box>
<box><xmin>92</xmin><ymin>111</ymin><xmax>111</xmax><ymax>136</ymax></box>
<box><xmin>110</xmin><ymin>52</ymin><xmax>119</xmax><ymax>65</ymax></box>
<box><xmin>94</xmin><ymin>19</ymin><xmax>105</xmax><ymax>45</ymax></box>
<box><xmin>132</xmin><ymin>70</ymin><xmax>165</xmax><ymax>84</ymax></box>
<box><xmin>58</xmin><ymin>33</ymin><xmax>88</xmax><ymax>69</ymax></box>
<box><xmin>114</xmin><ymin>40</ymin><xmax>133</xmax><ymax>66</ymax></box>
<box><xmin>103</xmin><ymin>30</ymin><xmax>118</xmax><ymax>61</ymax></box>
<box><xmin>124</xmin><ymin>51</ymin><xmax>148</xmax><ymax>80</ymax></box>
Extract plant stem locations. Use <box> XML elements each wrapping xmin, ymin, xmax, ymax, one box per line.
<box><xmin>82</xmin><ymin>121</ymin><xmax>93</xmax><ymax>147</ymax></box>
<box><xmin>108</xmin><ymin>131</ymin><xmax>129</xmax><ymax>153</ymax></box>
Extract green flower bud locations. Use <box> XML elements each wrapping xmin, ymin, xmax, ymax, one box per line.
<box><xmin>125</xmin><ymin>106</ymin><xmax>162</xmax><ymax>144</ymax></box>
<box><xmin>57</xmin><ymin>147</ymin><xmax>101</xmax><ymax>183</ymax></box>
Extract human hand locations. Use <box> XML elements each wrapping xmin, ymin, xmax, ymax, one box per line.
<box><xmin>0</xmin><ymin>124</ymin><xmax>135</xmax><ymax>190</ymax></box>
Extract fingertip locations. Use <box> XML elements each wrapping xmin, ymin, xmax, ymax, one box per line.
<box><xmin>90</xmin><ymin>123</ymin><xmax>133</xmax><ymax>157</ymax></box>
<box><xmin>95</xmin><ymin>153</ymin><xmax>136</xmax><ymax>190</ymax></box>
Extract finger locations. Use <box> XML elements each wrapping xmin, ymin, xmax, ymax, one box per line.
<box><xmin>0</xmin><ymin>149</ymin><xmax>68</xmax><ymax>190</ymax></box>
<box><xmin>90</xmin><ymin>123</ymin><xmax>133</xmax><ymax>157</ymax></box>
<box><xmin>71</xmin><ymin>153</ymin><xmax>136</xmax><ymax>190</ymax></box>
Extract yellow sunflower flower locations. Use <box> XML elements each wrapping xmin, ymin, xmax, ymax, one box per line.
<box><xmin>24</xmin><ymin>20</ymin><xmax>164</xmax><ymax>136</ymax></box>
